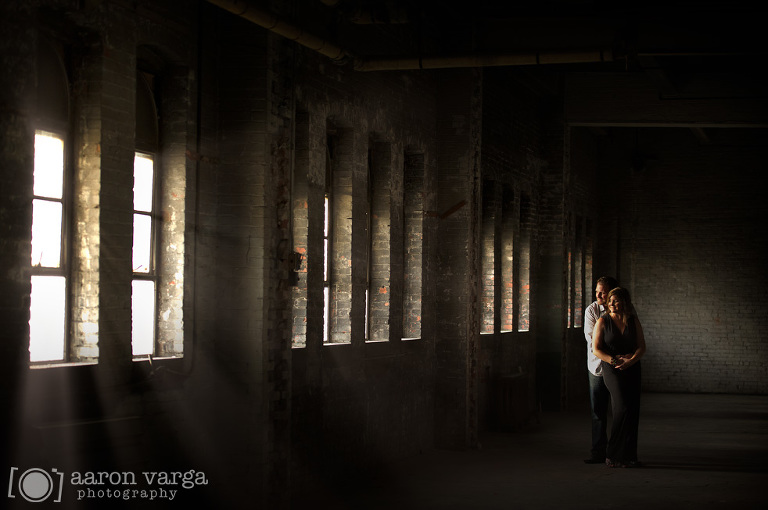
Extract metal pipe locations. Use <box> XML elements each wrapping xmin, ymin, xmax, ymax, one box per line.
<box><xmin>207</xmin><ymin>0</ymin><xmax>352</xmax><ymax>62</ymax></box>
<box><xmin>354</xmin><ymin>48</ymin><xmax>613</xmax><ymax>72</ymax></box>
<box><xmin>206</xmin><ymin>1</ymin><xmax>613</xmax><ymax>71</ymax></box>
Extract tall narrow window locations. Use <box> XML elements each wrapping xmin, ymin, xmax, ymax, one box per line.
<box><xmin>367</xmin><ymin>141</ymin><xmax>391</xmax><ymax>342</ymax></box>
<box><xmin>29</xmin><ymin>37</ymin><xmax>71</xmax><ymax>364</ymax></box>
<box><xmin>132</xmin><ymin>153</ymin><xmax>156</xmax><ymax>356</ymax></box>
<box><xmin>29</xmin><ymin>132</ymin><xmax>67</xmax><ymax>362</ymax></box>
<box><xmin>134</xmin><ymin>52</ymin><xmax>187</xmax><ymax>359</ymax></box>
<box><xmin>323</xmin><ymin>192</ymin><xmax>331</xmax><ymax>344</ymax></box>
<box><xmin>574</xmin><ymin>217</ymin><xmax>584</xmax><ymax>328</ymax></box>
<box><xmin>324</xmin><ymin>127</ymin><xmax>353</xmax><ymax>344</ymax></box>
<box><xmin>518</xmin><ymin>194</ymin><xmax>531</xmax><ymax>332</ymax></box>
<box><xmin>323</xmin><ymin>131</ymin><xmax>334</xmax><ymax>343</ymax></box>
<box><xmin>365</xmin><ymin>147</ymin><xmax>373</xmax><ymax>340</ymax></box>
<box><xmin>567</xmin><ymin>249</ymin><xmax>573</xmax><ymax>328</ymax></box>
<box><xmin>500</xmin><ymin>186</ymin><xmax>515</xmax><ymax>332</ymax></box>
<box><xmin>132</xmin><ymin>70</ymin><xmax>159</xmax><ymax>357</ymax></box>
<box><xmin>291</xmin><ymin>111</ymin><xmax>310</xmax><ymax>348</ymax></box>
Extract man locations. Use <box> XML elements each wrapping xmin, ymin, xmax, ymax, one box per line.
<box><xmin>583</xmin><ymin>276</ymin><xmax>618</xmax><ymax>464</ymax></box>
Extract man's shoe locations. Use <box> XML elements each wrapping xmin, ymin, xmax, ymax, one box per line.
<box><xmin>583</xmin><ymin>456</ymin><xmax>605</xmax><ymax>464</ymax></box>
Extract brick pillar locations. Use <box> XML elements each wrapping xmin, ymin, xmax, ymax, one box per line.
<box><xmin>212</xmin><ymin>13</ymin><xmax>270</xmax><ymax>506</ymax></box>
<box><xmin>434</xmin><ymin>68</ymin><xmax>482</xmax><ymax>449</ymax></box>
<box><xmin>535</xmin><ymin>107</ymin><xmax>567</xmax><ymax>411</ymax></box>
<box><xmin>0</xmin><ymin>0</ymin><xmax>35</xmax><ymax>465</ymax></box>
<box><xmin>95</xmin><ymin>9</ymin><xmax>137</xmax><ymax>387</ymax></box>
<box><xmin>156</xmin><ymin>65</ymin><xmax>193</xmax><ymax>357</ymax></box>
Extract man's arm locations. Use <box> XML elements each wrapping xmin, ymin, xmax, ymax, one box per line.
<box><xmin>584</xmin><ymin>302</ymin><xmax>599</xmax><ymax>343</ymax></box>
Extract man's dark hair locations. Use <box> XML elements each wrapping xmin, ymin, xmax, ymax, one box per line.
<box><xmin>596</xmin><ymin>276</ymin><xmax>619</xmax><ymax>290</ymax></box>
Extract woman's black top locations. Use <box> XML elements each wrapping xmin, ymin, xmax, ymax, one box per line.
<box><xmin>601</xmin><ymin>314</ymin><xmax>638</xmax><ymax>356</ymax></box>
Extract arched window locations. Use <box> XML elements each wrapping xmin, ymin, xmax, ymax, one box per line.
<box><xmin>29</xmin><ymin>37</ymin><xmax>70</xmax><ymax>363</ymax></box>
<box><xmin>133</xmin><ymin>47</ymin><xmax>187</xmax><ymax>359</ymax></box>
<box><xmin>132</xmin><ymin>70</ymin><xmax>160</xmax><ymax>356</ymax></box>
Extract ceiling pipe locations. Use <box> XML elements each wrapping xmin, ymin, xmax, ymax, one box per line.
<box><xmin>318</xmin><ymin>0</ymin><xmax>410</xmax><ymax>24</ymax></box>
<box><xmin>348</xmin><ymin>7</ymin><xmax>410</xmax><ymax>24</ymax></box>
<box><xmin>207</xmin><ymin>0</ymin><xmax>613</xmax><ymax>70</ymax></box>
<box><xmin>354</xmin><ymin>48</ymin><xmax>613</xmax><ymax>71</ymax></box>
<box><xmin>206</xmin><ymin>0</ymin><xmax>353</xmax><ymax>63</ymax></box>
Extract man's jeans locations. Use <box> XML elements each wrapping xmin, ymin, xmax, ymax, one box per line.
<box><xmin>588</xmin><ymin>371</ymin><xmax>610</xmax><ymax>459</ymax></box>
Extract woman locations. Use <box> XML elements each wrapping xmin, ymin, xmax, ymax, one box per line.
<box><xmin>592</xmin><ymin>287</ymin><xmax>646</xmax><ymax>468</ymax></box>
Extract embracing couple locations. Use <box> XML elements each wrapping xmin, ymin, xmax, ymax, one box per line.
<box><xmin>583</xmin><ymin>276</ymin><xmax>647</xmax><ymax>468</ymax></box>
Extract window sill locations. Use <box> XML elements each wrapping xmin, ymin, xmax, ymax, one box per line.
<box><xmin>30</xmin><ymin>361</ymin><xmax>98</xmax><ymax>370</ymax></box>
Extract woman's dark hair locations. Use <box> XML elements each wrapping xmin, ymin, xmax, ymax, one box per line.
<box><xmin>607</xmin><ymin>287</ymin><xmax>632</xmax><ymax>325</ymax></box>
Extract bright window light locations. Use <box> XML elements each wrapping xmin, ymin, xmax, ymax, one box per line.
<box><xmin>324</xmin><ymin>195</ymin><xmax>329</xmax><ymax>237</ymax></box>
<box><xmin>132</xmin><ymin>151</ymin><xmax>156</xmax><ymax>356</ymax></box>
<box><xmin>364</xmin><ymin>288</ymin><xmax>370</xmax><ymax>340</ymax></box>
<box><xmin>132</xmin><ymin>280</ymin><xmax>155</xmax><ymax>356</ymax></box>
<box><xmin>29</xmin><ymin>275</ymin><xmax>66</xmax><ymax>362</ymax></box>
<box><xmin>323</xmin><ymin>195</ymin><xmax>329</xmax><ymax>280</ymax></box>
<box><xmin>31</xmin><ymin>132</ymin><xmax>65</xmax><ymax>268</ymax></box>
<box><xmin>132</xmin><ymin>213</ymin><xmax>152</xmax><ymax>272</ymax></box>
<box><xmin>31</xmin><ymin>199</ymin><xmax>62</xmax><ymax>267</ymax></box>
<box><xmin>323</xmin><ymin>286</ymin><xmax>330</xmax><ymax>344</ymax></box>
<box><xmin>133</xmin><ymin>152</ymin><xmax>154</xmax><ymax>273</ymax></box>
<box><xmin>133</xmin><ymin>153</ymin><xmax>154</xmax><ymax>212</ymax></box>
<box><xmin>323</xmin><ymin>194</ymin><xmax>330</xmax><ymax>343</ymax></box>
<box><xmin>34</xmin><ymin>133</ymin><xmax>64</xmax><ymax>199</ymax></box>
<box><xmin>30</xmin><ymin>131</ymin><xmax>67</xmax><ymax>363</ymax></box>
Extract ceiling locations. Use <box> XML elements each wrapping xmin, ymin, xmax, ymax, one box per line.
<box><xmin>212</xmin><ymin>0</ymin><xmax>768</xmax><ymax>138</ymax></box>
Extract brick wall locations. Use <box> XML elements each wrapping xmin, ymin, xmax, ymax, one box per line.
<box><xmin>0</xmin><ymin>1</ymin><xmax>35</xmax><ymax>457</ymax></box>
<box><xmin>8</xmin><ymin>3</ymin><xmax>766</xmax><ymax>510</ymax></box>
<box><xmin>1</xmin><ymin>0</ymin><xmax>211</xmax><ymax>503</ymax></box>
<box><xmin>609</xmin><ymin>128</ymin><xmax>768</xmax><ymax>394</ymax></box>
<box><xmin>368</xmin><ymin>141</ymin><xmax>394</xmax><ymax>342</ymax></box>
<box><xmin>285</xmin><ymin>38</ymin><xmax>440</xmax><ymax>498</ymax></box>
<box><xmin>478</xmin><ymin>68</ymin><xmax>546</xmax><ymax>420</ymax></box>
<box><xmin>563</xmin><ymin>128</ymin><xmax>602</xmax><ymax>411</ymax></box>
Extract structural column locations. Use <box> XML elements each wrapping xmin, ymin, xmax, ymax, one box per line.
<box><xmin>535</xmin><ymin>107</ymin><xmax>568</xmax><ymax>411</ymax></box>
<box><xmin>0</xmin><ymin>0</ymin><xmax>35</xmax><ymax>465</ymax></box>
<box><xmin>434</xmin><ymin>68</ymin><xmax>482</xmax><ymax>449</ymax></box>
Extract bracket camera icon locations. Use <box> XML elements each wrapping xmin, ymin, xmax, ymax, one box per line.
<box><xmin>8</xmin><ymin>467</ymin><xmax>64</xmax><ymax>503</ymax></box>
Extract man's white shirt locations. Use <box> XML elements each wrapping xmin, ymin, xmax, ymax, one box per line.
<box><xmin>584</xmin><ymin>301</ymin><xmax>604</xmax><ymax>376</ymax></box>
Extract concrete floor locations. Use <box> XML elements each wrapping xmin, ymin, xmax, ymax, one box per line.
<box><xmin>308</xmin><ymin>393</ymin><xmax>768</xmax><ymax>509</ymax></box>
